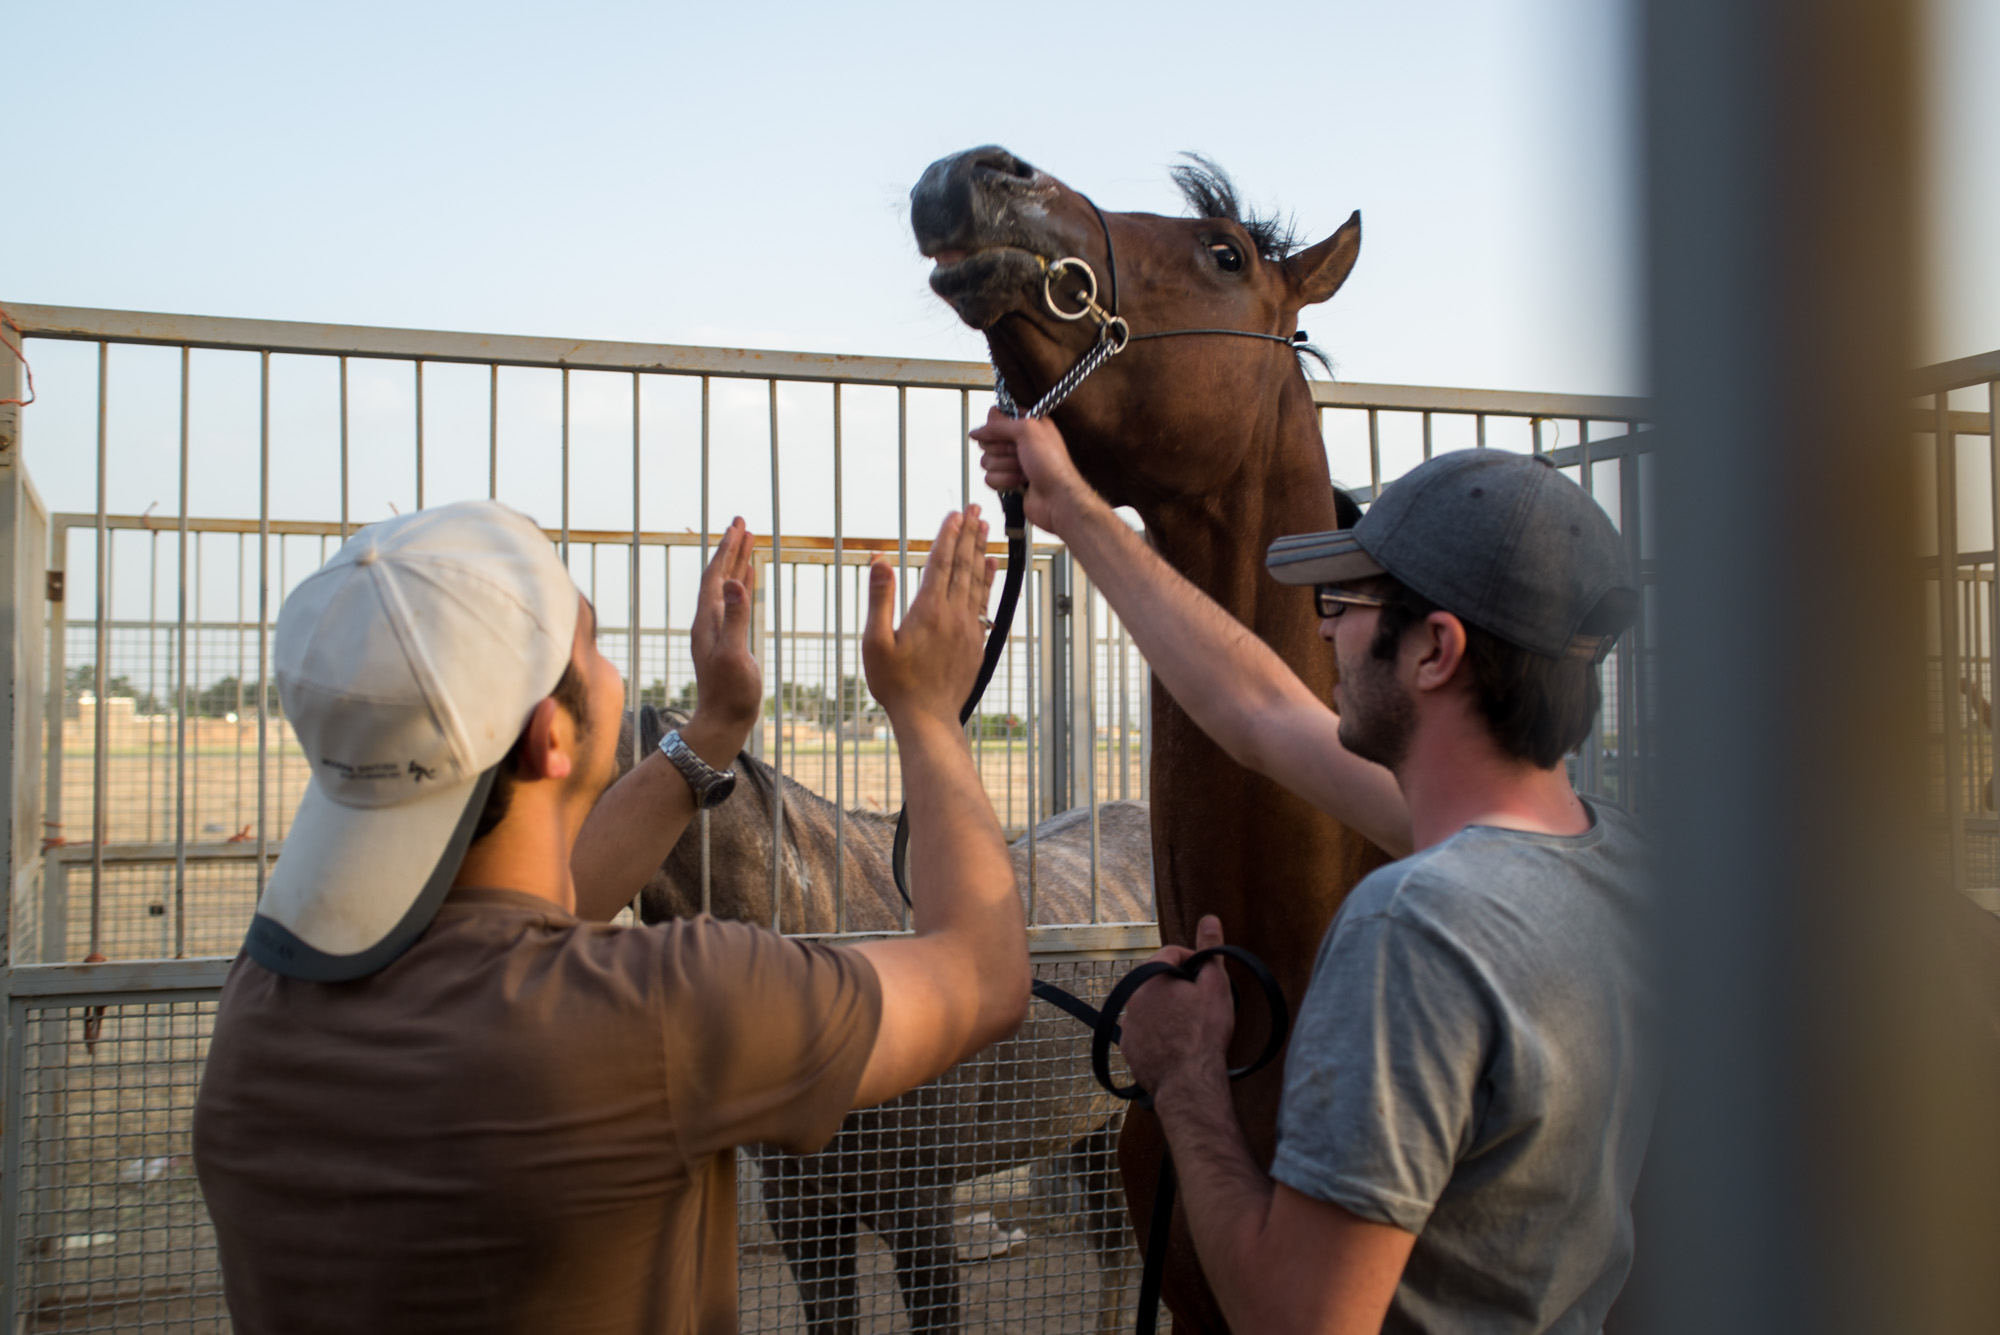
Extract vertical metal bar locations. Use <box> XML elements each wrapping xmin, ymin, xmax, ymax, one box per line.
<box><xmin>1085</xmin><ymin>584</ymin><xmax>1100</xmax><ymax>922</ymax></box>
<box><xmin>1367</xmin><ymin>408</ymin><xmax>1381</xmax><ymax>493</ymax></box>
<box><xmin>1531</xmin><ymin>416</ymin><xmax>1544</xmax><ymax>455</ymax></box>
<box><xmin>699</xmin><ymin>376</ymin><xmax>711</xmax><ymax>915</ymax></box>
<box><xmin>146</xmin><ymin>531</ymin><xmax>158</xmax><ymax>844</ymax></box>
<box><xmin>1422</xmin><ymin>409</ymin><xmax>1434</xmax><ymax>460</ymax></box>
<box><xmin>1618</xmin><ymin>451</ymin><xmax>1644</xmax><ymax>813</ymax></box>
<box><xmin>1007</xmin><ymin>607</ymin><xmax>1016</xmax><ymax>832</ymax></box>
<box><xmin>1025</xmin><ymin>560</ymin><xmax>1038</xmax><ymax>921</ymax></box>
<box><xmin>414</xmin><ymin>359</ymin><xmax>425</xmax><ymax>510</ymax></box>
<box><xmin>1578</xmin><ymin>427</ymin><xmax>1603</xmax><ymax>797</ymax></box>
<box><xmin>961</xmin><ymin>389</ymin><xmax>971</xmax><ymax>509</ymax></box>
<box><xmin>833</xmin><ymin>384</ymin><xmax>845</xmax><ymax>932</ymax></box>
<box><xmin>560</xmin><ymin>368</ymin><xmax>571</xmax><ymax>561</ymax></box>
<box><xmin>768</xmin><ymin>379</ymin><xmax>783</xmax><ymax>933</ymax></box>
<box><xmin>236</xmin><ymin>532</ymin><xmax>246</xmax><ymax>832</ymax></box>
<box><xmin>1118</xmin><ymin>619</ymin><xmax>1130</xmax><ymax>802</ymax></box>
<box><xmin>1477</xmin><ymin>412</ymin><xmax>1488</xmax><ymax>449</ymax></box>
<box><xmin>1140</xmin><ymin>656</ymin><xmax>1151</xmax><ymax>803</ymax></box>
<box><xmin>175</xmin><ymin>347</ymin><xmax>189</xmax><ymax>957</ymax></box>
<box><xmin>1937</xmin><ymin>393</ymin><xmax>1965</xmax><ymax>888</ymax></box>
<box><xmin>897</xmin><ymin>387</ymin><xmax>910</xmax><ymax>613</ymax></box>
<box><xmin>257</xmin><ymin>352</ymin><xmax>271</xmax><ymax>897</ymax></box>
<box><xmin>488</xmin><ymin>363</ymin><xmax>499</xmax><ymax>500</ymax></box>
<box><xmin>2</xmin><ymin>998</ymin><xmax>30</xmax><ymax>1334</ymax></box>
<box><xmin>90</xmin><ymin>343</ymin><xmax>107</xmax><ymax>958</ymax></box>
<box><xmin>338</xmin><ymin>356</ymin><xmax>351</xmax><ymax>540</ymax></box>
<box><xmin>893</xmin><ymin>386</ymin><xmax>908</xmax><ymax>824</ymax></box>
<box><xmin>42</xmin><ymin>521</ymin><xmax>67</xmax><ymax>964</ymax></box>
<box><xmin>1990</xmin><ymin>379</ymin><xmax>2000</xmax><ymax>837</ymax></box>
<box><xmin>629</xmin><ymin>375</ymin><xmax>642</xmax><ymax>776</ymax></box>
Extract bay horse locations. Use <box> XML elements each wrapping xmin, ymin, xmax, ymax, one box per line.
<box><xmin>911</xmin><ymin>147</ymin><xmax>1389</xmax><ymax>1332</ymax></box>
<box><xmin>622</xmin><ymin>707</ymin><xmax>1154</xmax><ymax>1333</ymax></box>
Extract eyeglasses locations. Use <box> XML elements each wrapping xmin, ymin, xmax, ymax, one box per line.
<box><xmin>1315</xmin><ymin>585</ymin><xmax>1389</xmax><ymax>619</ymax></box>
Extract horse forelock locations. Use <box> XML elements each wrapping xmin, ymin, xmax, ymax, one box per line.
<box><xmin>1168</xmin><ymin>152</ymin><xmax>1299</xmax><ymax>262</ymax></box>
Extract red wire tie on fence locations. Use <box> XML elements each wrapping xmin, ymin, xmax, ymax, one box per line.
<box><xmin>0</xmin><ymin>306</ymin><xmax>35</xmax><ymax>408</ymax></box>
<box><xmin>226</xmin><ymin>824</ymin><xmax>253</xmax><ymax>843</ymax></box>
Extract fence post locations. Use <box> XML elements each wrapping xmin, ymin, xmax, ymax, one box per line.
<box><xmin>1642</xmin><ymin>0</ymin><xmax>2000</xmax><ymax>1329</ymax></box>
<box><xmin>1042</xmin><ymin>550</ymin><xmax>1071</xmax><ymax>816</ymax></box>
<box><xmin>0</xmin><ymin>341</ymin><xmax>19</xmax><ymax>971</ymax></box>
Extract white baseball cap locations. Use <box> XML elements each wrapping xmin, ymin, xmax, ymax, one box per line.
<box><xmin>246</xmin><ymin>501</ymin><xmax>581</xmax><ymax>981</ymax></box>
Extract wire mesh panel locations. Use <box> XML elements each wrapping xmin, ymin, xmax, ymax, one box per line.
<box><xmin>735</xmin><ymin>957</ymin><xmax>1153</xmax><ymax>1334</ymax></box>
<box><xmin>0</xmin><ymin>960</ymin><xmax>1162</xmax><ymax>1335</ymax></box>
<box><xmin>6</xmin><ymin>994</ymin><xmax>225</xmax><ymax>1333</ymax></box>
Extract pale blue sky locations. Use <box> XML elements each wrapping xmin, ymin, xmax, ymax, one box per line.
<box><xmin>11</xmin><ymin>2</ymin><xmax>1993</xmax><ymax>395</ymax></box>
<box><xmin>11</xmin><ymin>0</ymin><xmax>1645</xmax><ymax>395</ymax></box>
<box><xmin>7</xmin><ymin>1</ymin><xmax>1995</xmax><ymax>690</ymax></box>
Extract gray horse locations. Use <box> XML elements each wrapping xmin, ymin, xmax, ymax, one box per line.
<box><xmin>623</xmin><ymin>706</ymin><xmax>1151</xmax><ymax>1334</ymax></box>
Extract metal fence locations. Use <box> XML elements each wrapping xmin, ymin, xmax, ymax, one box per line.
<box><xmin>0</xmin><ymin>300</ymin><xmax>1683</xmax><ymax>1332</ymax></box>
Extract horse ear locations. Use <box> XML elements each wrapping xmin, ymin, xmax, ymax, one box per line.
<box><xmin>1288</xmin><ymin>210</ymin><xmax>1361</xmax><ymax>306</ymax></box>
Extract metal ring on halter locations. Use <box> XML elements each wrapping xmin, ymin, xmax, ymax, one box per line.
<box><xmin>1043</xmin><ymin>256</ymin><xmax>1101</xmax><ymax>322</ymax></box>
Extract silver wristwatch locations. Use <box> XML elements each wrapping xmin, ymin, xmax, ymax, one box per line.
<box><xmin>659</xmin><ymin>729</ymin><xmax>738</xmax><ymax>809</ymax></box>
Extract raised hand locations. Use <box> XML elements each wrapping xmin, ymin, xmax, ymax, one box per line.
<box><xmin>970</xmin><ymin>409</ymin><xmax>1097</xmax><ymax>537</ymax></box>
<box><xmin>862</xmin><ymin>507</ymin><xmax>997</xmax><ymax>726</ymax></box>
<box><xmin>686</xmin><ymin>518</ymin><xmax>761</xmax><ymax>747</ymax></box>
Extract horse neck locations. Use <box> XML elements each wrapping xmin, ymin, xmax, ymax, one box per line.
<box><xmin>1135</xmin><ymin>375</ymin><xmax>1337</xmax><ymax>685</ymax></box>
<box><xmin>1128</xmin><ymin>373</ymin><xmax>1380</xmax><ymax>1007</ymax></box>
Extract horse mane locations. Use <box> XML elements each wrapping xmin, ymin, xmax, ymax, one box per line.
<box><xmin>1170</xmin><ymin>153</ymin><xmax>1337</xmax><ymax>381</ymax></box>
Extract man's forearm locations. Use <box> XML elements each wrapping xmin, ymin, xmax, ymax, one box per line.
<box><xmin>1151</xmin><ymin>1068</ymin><xmax>1288</xmax><ymax>1329</ymax></box>
<box><xmin>569</xmin><ymin>711</ymin><xmax>744</xmax><ymax>922</ymax></box>
<box><xmin>892</xmin><ymin>711</ymin><xmax>1022</xmax><ymax>941</ymax></box>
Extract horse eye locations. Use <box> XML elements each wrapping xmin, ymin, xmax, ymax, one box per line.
<box><xmin>1209</xmin><ymin>242</ymin><xmax>1243</xmax><ymax>273</ymax></box>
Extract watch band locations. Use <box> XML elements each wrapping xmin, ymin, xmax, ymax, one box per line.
<box><xmin>659</xmin><ymin>728</ymin><xmax>738</xmax><ymax>809</ymax></box>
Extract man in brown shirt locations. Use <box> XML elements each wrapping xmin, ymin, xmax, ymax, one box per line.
<box><xmin>194</xmin><ymin>500</ymin><xmax>1027</xmax><ymax>1334</ymax></box>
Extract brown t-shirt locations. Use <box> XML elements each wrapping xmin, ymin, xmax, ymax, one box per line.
<box><xmin>193</xmin><ymin>888</ymin><xmax>882</xmax><ymax>1335</ymax></box>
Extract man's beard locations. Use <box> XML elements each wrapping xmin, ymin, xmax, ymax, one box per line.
<box><xmin>1335</xmin><ymin>647</ymin><xmax>1417</xmax><ymax>772</ymax></box>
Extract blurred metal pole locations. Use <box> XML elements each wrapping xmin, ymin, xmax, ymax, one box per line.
<box><xmin>1643</xmin><ymin>1</ymin><xmax>2000</xmax><ymax>1332</ymax></box>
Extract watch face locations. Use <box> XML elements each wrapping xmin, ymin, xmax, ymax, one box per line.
<box><xmin>701</xmin><ymin>772</ymin><xmax>737</xmax><ymax>809</ymax></box>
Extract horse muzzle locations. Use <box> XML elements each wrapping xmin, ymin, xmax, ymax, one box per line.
<box><xmin>912</xmin><ymin>145</ymin><xmax>1070</xmax><ymax>328</ymax></box>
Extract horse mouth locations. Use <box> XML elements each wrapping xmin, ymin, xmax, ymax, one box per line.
<box><xmin>925</xmin><ymin>246</ymin><xmax>1045</xmax><ymax>331</ymax></box>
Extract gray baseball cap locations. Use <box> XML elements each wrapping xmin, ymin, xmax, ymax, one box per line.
<box><xmin>1266</xmin><ymin>449</ymin><xmax>1638</xmax><ymax>661</ymax></box>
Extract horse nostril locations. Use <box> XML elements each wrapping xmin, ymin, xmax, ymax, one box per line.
<box><xmin>971</xmin><ymin>148</ymin><xmax>1038</xmax><ymax>183</ymax></box>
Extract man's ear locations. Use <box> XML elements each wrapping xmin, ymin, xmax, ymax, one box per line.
<box><xmin>1286</xmin><ymin>210</ymin><xmax>1362</xmax><ymax>307</ymax></box>
<box><xmin>1412</xmin><ymin>611</ymin><xmax>1469</xmax><ymax>694</ymax></box>
<box><xmin>514</xmin><ymin>697</ymin><xmax>575</xmax><ymax>782</ymax></box>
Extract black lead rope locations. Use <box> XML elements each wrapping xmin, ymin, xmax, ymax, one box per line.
<box><xmin>1045</xmin><ymin>944</ymin><xmax>1291</xmax><ymax>1335</ymax></box>
<box><xmin>889</xmin><ymin>489</ymin><xmax>1028</xmax><ymax>909</ymax></box>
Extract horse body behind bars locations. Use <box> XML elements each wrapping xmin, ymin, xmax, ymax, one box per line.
<box><xmin>623</xmin><ymin>706</ymin><xmax>1152</xmax><ymax>1334</ymax></box>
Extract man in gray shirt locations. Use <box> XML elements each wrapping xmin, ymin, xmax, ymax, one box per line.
<box><xmin>977</xmin><ymin>420</ymin><xmax>1654</xmax><ymax>1332</ymax></box>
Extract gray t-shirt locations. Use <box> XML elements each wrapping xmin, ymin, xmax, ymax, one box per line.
<box><xmin>1272</xmin><ymin>799</ymin><xmax>1656</xmax><ymax>1334</ymax></box>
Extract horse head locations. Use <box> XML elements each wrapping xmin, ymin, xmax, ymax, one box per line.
<box><xmin>911</xmin><ymin>145</ymin><xmax>1360</xmax><ymax>511</ymax></box>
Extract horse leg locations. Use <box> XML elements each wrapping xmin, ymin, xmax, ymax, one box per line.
<box><xmin>760</xmin><ymin>1160</ymin><xmax>860</xmax><ymax>1335</ymax></box>
<box><xmin>876</xmin><ymin>1190</ymin><xmax>961</xmax><ymax>1334</ymax></box>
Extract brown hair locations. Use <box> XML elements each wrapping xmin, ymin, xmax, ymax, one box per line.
<box><xmin>1368</xmin><ymin>578</ymin><xmax>1604</xmax><ymax>769</ymax></box>
<box><xmin>470</xmin><ymin>659</ymin><xmax>594</xmax><ymax>843</ymax></box>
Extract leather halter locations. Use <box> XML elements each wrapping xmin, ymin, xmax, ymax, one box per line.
<box><xmin>995</xmin><ymin>192</ymin><xmax>1308</xmax><ymax>420</ymax></box>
